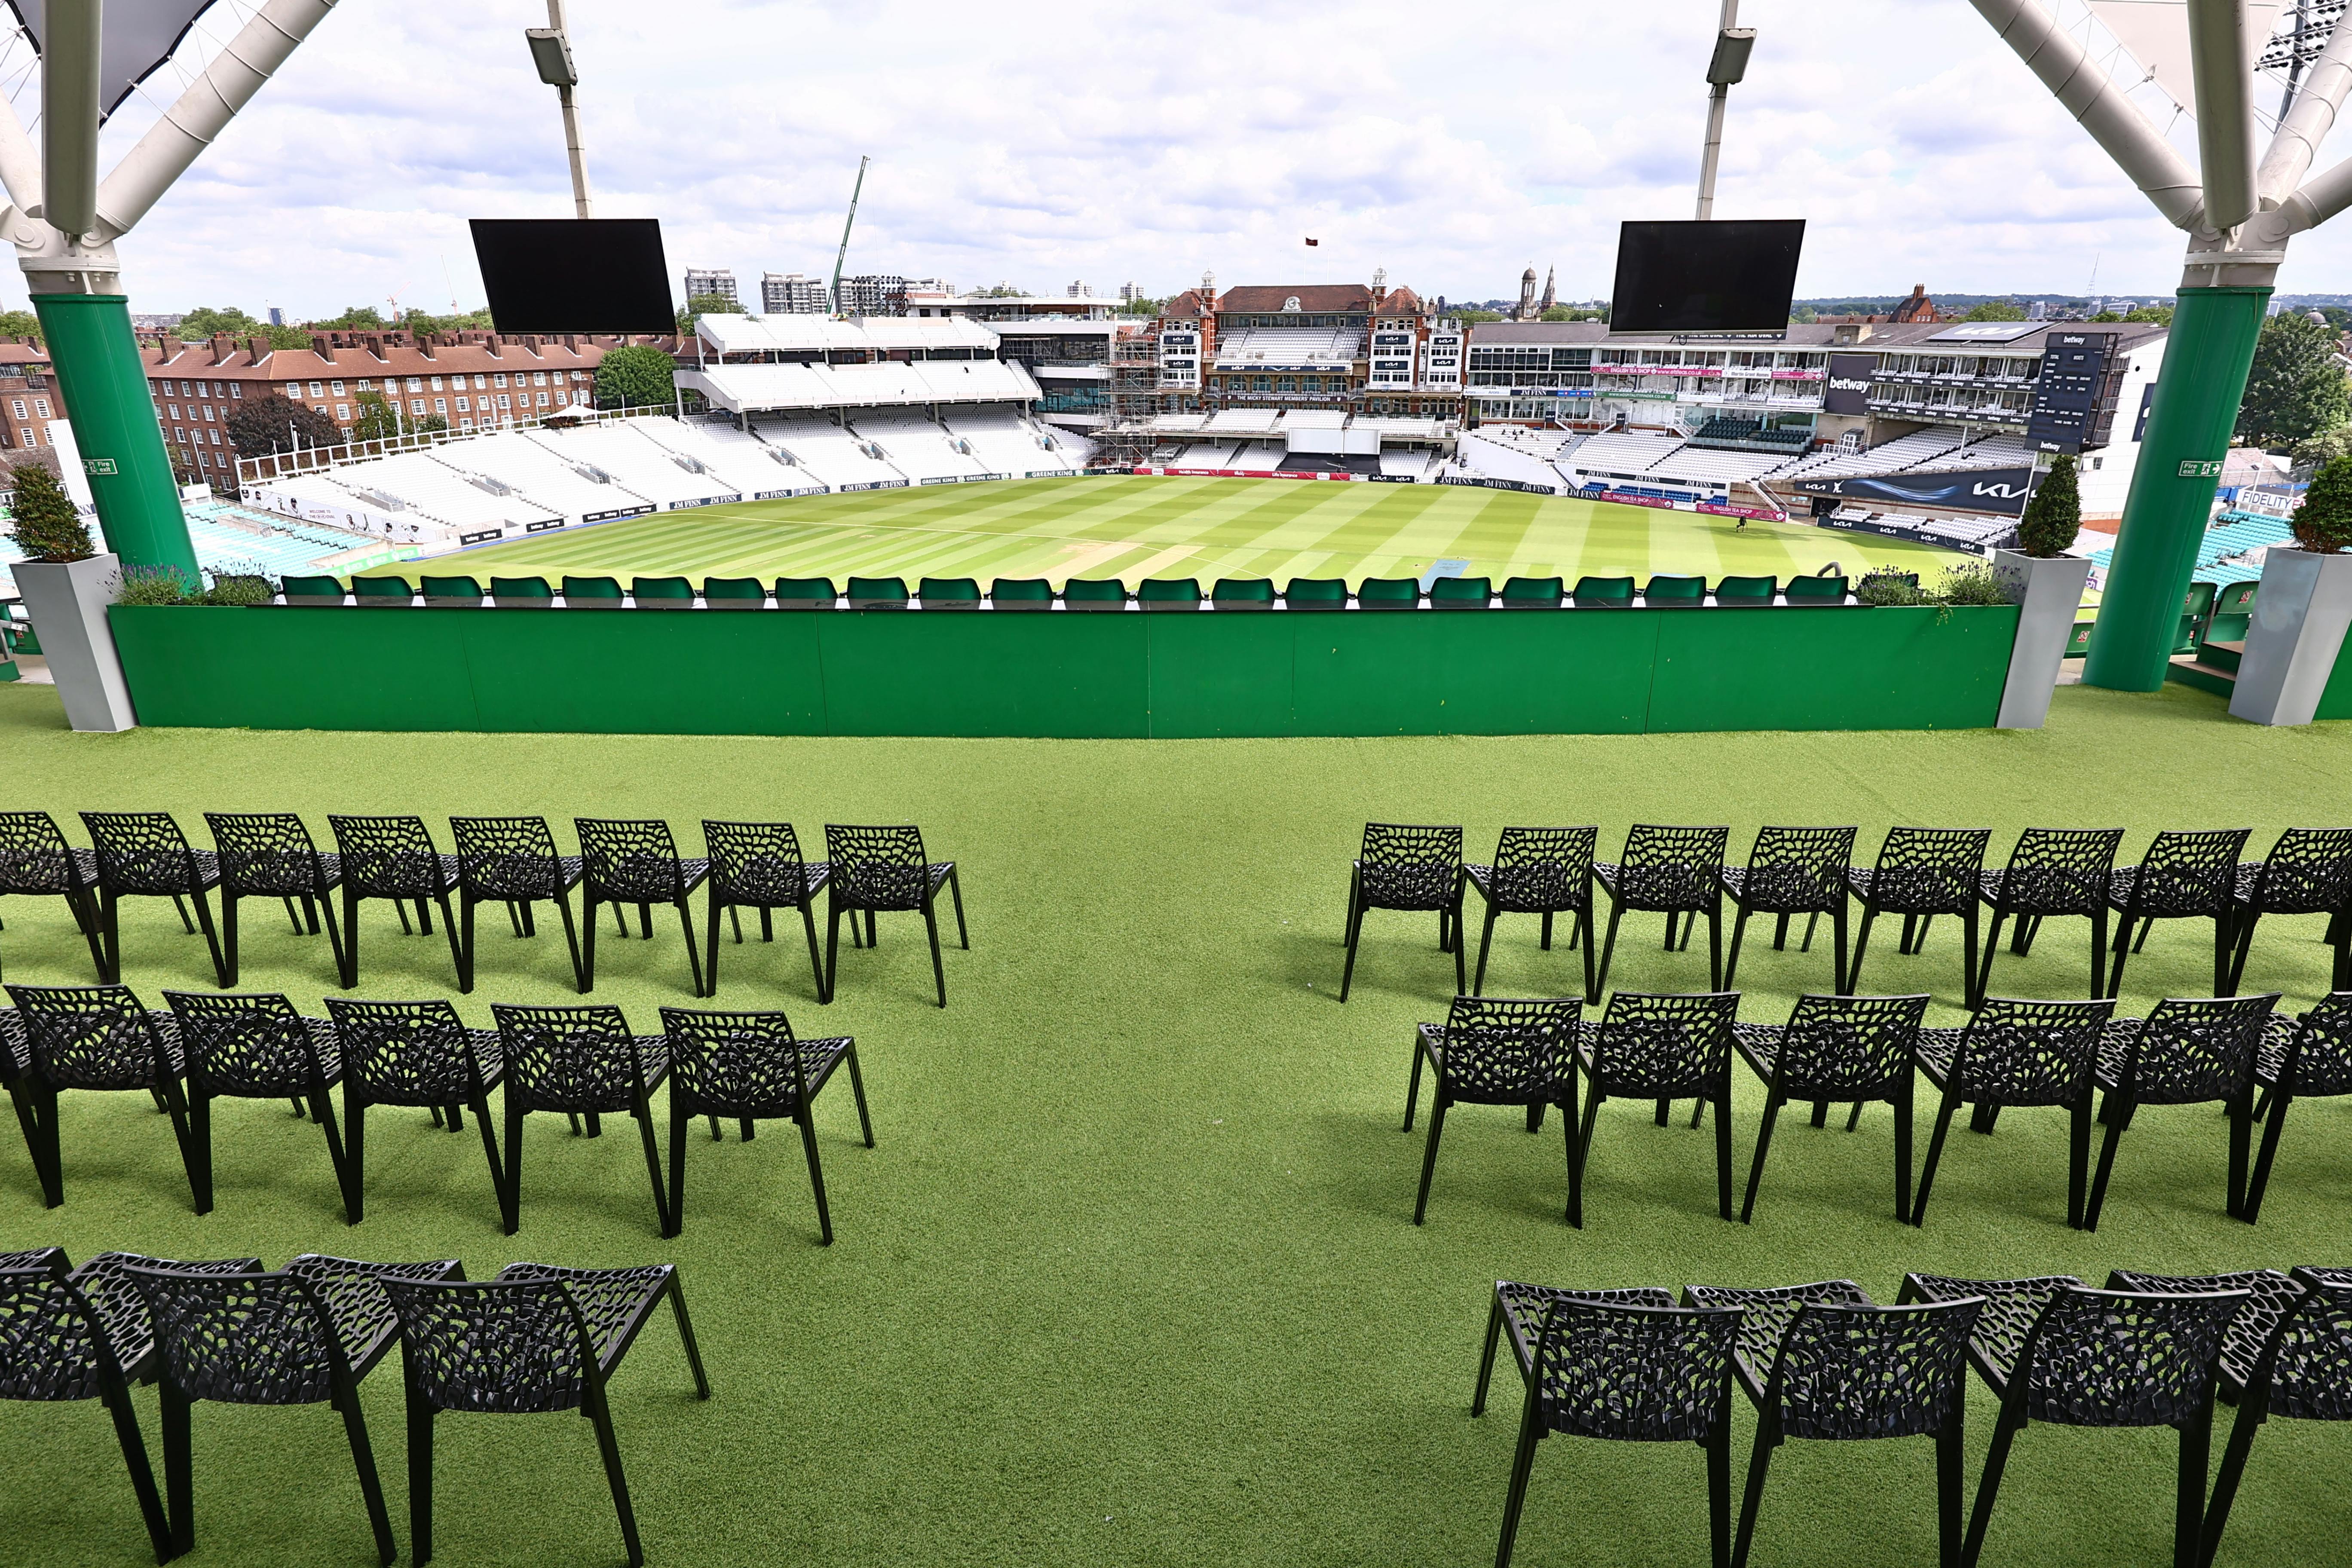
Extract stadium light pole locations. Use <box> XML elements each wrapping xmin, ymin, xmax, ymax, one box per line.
<box><xmin>2</xmin><ymin>0</ymin><xmax>340</xmax><ymax>580</ymax></box>
<box><xmin>1974</xmin><ymin>0</ymin><xmax>2352</xmax><ymax>692</ymax></box>
<box><xmin>1694</xmin><ymin>1</ymin><xmax>1756</xmax><ymax>219</ymax></box>
<box><xmin>526</xmin><ymin>0</ymin><xmax>593</xmax><ymax>218</ymax></box>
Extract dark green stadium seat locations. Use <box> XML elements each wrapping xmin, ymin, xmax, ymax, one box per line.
<box><xmin>632</xmin><ymin>576</ymin><xmax>695</xmax><ymax>607</ymax></box>
<box><xmin>490</xmin><ymin>576</ymin><xmax>553</xmax><ymax>607</ymax></box>
<box><xmin>1571</xmin><ymin>575</ymin><xmax>1635</xmax><ymax>608</ymax></box>
<box><xmin>1784</xmin><ymin>575</ymin><xmax>1848</xmax><ymax>604</ymax></box>
<box><xmin>1712</xmin><ymin>575</ymin><xmax>1777</xmax><ymax>604</ymax></box>
<box><xmin>2174</xmin><ymin>580</ymin><xmax>2217</xmax><ymax>655</ymax></box>
<box><xmin>1499</xmin><ymin>575</ymin><xmax>1565</xmax><ymax>609</ymax></box>
<box><xmin>351</xmin><ymin>574</ymin><xmax>415</xmax><ymax>606</ymax></box>
<box><xmin>1642</xmin><ymin>574</ymin><xmax>1705</xmax><ymax>606</ymax></box>
<box><xmin>1283</xmin><ymin>577</ymin><xmax>1348</xmax><ymax>611</ymax></box>
<box><xmin>282</xmin><ymin>573</ymin><xmax>346</xmax><ymax>607</ymax></box>
<box><xmin>847</xmin><ymin>576</ymin><xmax>910</xmax><ymax>609</ymax></box>
<box><xmin>2066</xmin><ymin>621</ymin><xmax>2095</xmax><ymax>658</ymax></box>
<box><xmin>919</xmin><ymin>576</ymin><xmax>983</xmax><ymax>609</ymax></box>
<box><xmin>1137</xmin><ymin>577</ymin><xmax>1202</xmax><ymax>611</ymax></box>
<box><xmin>420</xmin><ymin>574</ymin><xmax>483</xmax><ymax>607</ymax></box>
<box><xmin>702</xmin><ymin>576</ymin><xmax>766</xmax><ymax>608</ymax></box>
<box><xmin>1428</xmin><ymin>576</ymin><xmax>1493</xmax><ymax>609</ymax></box>
<box><xmin>1210</xmin><ymin>577</ymin><xmax>1277</xmax><ymax>610</ymax></box>
<box><xmin>562</xmin><ymin>575</ymin><xmax>624</xmax><ymax>604</ymax></box>
<box><xmin>774</xmin><ymin>576</ymin><xmax>838</xmax><ymax>609</ymax></box>
<box><xmin>990</xmin><ymin>577</ymin><xmax>1054</xmax><ymax>611</ymax></box>
<box><xmin>1063</xmin><ymin>576</ymin><xmax>1129</xmax><ymax>611</ymax></box>
<box><xmin>1357</xmin><ymin>577</ymin><xmax>1420</xmax><ymax>610</ymax></box>
<box><xmin>2206</xmin><ymin>580</ymin><xmax>2257</xmax><ymax>647</ymax></box>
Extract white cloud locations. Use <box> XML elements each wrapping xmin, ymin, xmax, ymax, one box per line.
<box><xmin>12</xmin><ymin>0</ymin><xmax>2352</xmax><ymax>316</ymax></box>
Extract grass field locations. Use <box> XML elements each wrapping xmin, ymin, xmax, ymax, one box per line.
<box><xmin>372</xmin><ymin>476</ymin><xmax>1972</xmax><ymax>589</ymax></box>
<box><xmin>3</xmin><ymin>675</ymin><xmax>2347</xmax><ymax>1568</ymax></box>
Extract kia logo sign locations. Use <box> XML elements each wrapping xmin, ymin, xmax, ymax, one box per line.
<box><xmin>1972</xmin><ymin>480</ymin><xmax>2027</xmax><ymax>499</ymax></box>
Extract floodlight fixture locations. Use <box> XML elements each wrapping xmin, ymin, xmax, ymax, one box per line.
<box><xmin>1706</xmin><ymin>28</ymin><xmax>1755</xmax><ymax>86</ymax></box>
<box><xmin>525</xmin><ymin>27</ymin><xmax>578</xmax><ymax>88</ymax></box>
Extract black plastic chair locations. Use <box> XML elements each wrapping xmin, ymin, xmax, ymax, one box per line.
<box><xmin>2190</xmin><ymin>1266</ymin><xmax>2352</xmax><ymax>1564</ymax></box>
<box><xmin>1896</xmin><ymin>1273</ymin><xmax>2247</xmax><ymax>1568</ymax></box>
<box><xmin>322</xmin><ymin>998</ymin><xmax>506</xmax><ymax>1227</ymax></box>
<box><xmin>1563</xmin><ymin>990</ymin><xmax>1741</xmax><ymax>1228</ymax></box>
<box><xmin>488</xmin><ymin>1004</ymin><xmax>671</xmax><ymax>1236</ymax></box>
<box><xmin>823</xmin><ymin>824</ymin><xmax>967</xmax><ymax>1008</ymax></box>
<box><xmin>80</xmin><ymin>812</ymin><xmax>228</xmax><ymax>987</ymax></box>
<box><xmin>1972</xmin><ymin>828</ymin><xmax>2125</xmax><ymax>1006</ymax></box>
<box><xmin>1681</xmin><ymin>1281</ymin><xmax>1981</xmax><ymax>1568</ymax></box>
<box><xmin>2228</xmin><ymin>827</ymin><xmax>2352</xmax><ymax>993</ymax></box>
<box><xmin>1593</xmin><ymin>825</ymin><xmax>1730</xmax><ymax>995</ymax></box>
<box><xmin>1910</xmin><ymin>996</ymin><xmax>2116</xmax><ymax>1228</ymax></box>
<box><xmin>2241</xmin><ymin>992</ymin><xmax>2352</xmax><ymax>1222</ymax></box>
<box><xmin>1463</xmin><ymin>827</ymin><xmax>1595</xmax><ymax>1001</ymax></box>
<box><xmin>1471</xmin><ymin>1280</ymin><xmax>1674</xmax><ymax>1414</ymax></box>
<box><xmin>576</xmin><ymin>819</ymin><xmax>710</xmax><ymax>996</ymax></box>
<box><xmin>128</xmin><ymin>1256</ymin><xmax>463</xmax><ymax>1563</ymax></box>
<box><xmin>383</xmin><ymin>1263</ymin><xmax>710</xmax><ymax>1568</ymax></box>
<box><xmin>326</xmin><ymin>815</ymin><xmax>464</xmax><ymax>989</ymax></box>
<box><xmin>161</xmin><ymin>989</ymin><xmax>347</xmax><ymax>1216</ymax></box>
<box><xmin>0</xmin><ymin>1250</ymin><xmax>175</xmax><ymax>1563</ymax></box>
<box><xmin>3</xmin><ymin>983</ymin><xmax>196</xmax><ymax>1210</ymax></box>
<box><xmin>1478</xmin><ymin>1292</ymin><xmax>1743</xmax><ymax>1568</ymax></box>
<box><xmin>658</xmin><ymin>1006</ymin><xmax>873</xmax><ymax>1243</ymax></box>
<box><xmin>1400</xmin><ymin>995</ymin><xmax>1580</xmax><ymax>1224</ymax></box>
<box><xmin>448</xmin><ymin>815</ymin><xmax>585</xmax><ymax>994</ymax></box>
<box><xmin>203</xmin><ymin>812</ymin><xmax>346</xmax><ymax>988</ymax></box>
<box><xmin>2104</xmin><ymin>828</ymin><xmax>2251</xmax><ymax>998</ymax></box>
<box><xmin>701</xmin><ymin>821</ymin><xmax>832</xmax><ymax>1001</ymax></box>
<box><xmin>2084</xmin><ymin>993</ymin><xmax>2278</xmax><ymax>1230</ymax></box>
<box><xmin>1338</xmin><ymin>823</ymin><xmax>1464</xmax><ymax>1002</ymax></box>
<box><xmin>0</xmin><ymin>810</ymin><xmax>105</xmax><ymax>982</ymax></box>
<box><xmin>1732</xmin><ymin>992</ymin><xmax>1931</xmax><ymax>1224</ymax></box>
<box><xmin>1845</xmin><ymin>827</ymin><xmax>1990</xmax><ymax>999</ymax></box>
<box><xmin>1718</xmin><ymin>827</ymin><xmax>1855</xmax><ymax>992</ymax></box>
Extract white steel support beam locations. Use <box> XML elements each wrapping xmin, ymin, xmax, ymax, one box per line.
<box><xmin>0</xmin><ymin>90</ymin><xmax>43</xmax><ymax>217</ymax></box>
<box><xmin>1969</xmin><ymin>0</ymin><xmax>2208</xmax><ymax>228</ymax></box>
<box><xmin>91</xmin><ymin>0</ymin><xmax>337</xmax><ymax>242</ymax></box>
<box><xmin>42</xmin><ymin>0</ymin><xmax>101</xmax><ymax>237</ymax></box>
<box><xmin>2259</xmin><ymin>10</ymin><xmax>2352</xmax><ymax>200</ymax></box>
<box><xmin>2187</xmin><ymin>0</ymin><xmax>2258</xmax><ymax>228</ymax></box>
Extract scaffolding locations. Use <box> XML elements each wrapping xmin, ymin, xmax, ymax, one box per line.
<box><xmin>1087</xmin><ymin>323</ymin><xmax>1162</xmax><ymax>469</ymax></box>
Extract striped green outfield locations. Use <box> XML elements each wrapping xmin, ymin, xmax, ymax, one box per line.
<box><xmin>383</xmin><ymin>476</ymin><xmax>1973</xmax><ymax>588</ymax></box>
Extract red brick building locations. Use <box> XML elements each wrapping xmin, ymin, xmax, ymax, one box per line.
<box><xmin>139</xmin><ymin>329</ymin><xmax>675</xmax><ymax>483</ymax></box>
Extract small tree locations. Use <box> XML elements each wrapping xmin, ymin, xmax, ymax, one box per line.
<box><xmin>0</xmin><ymin>308</ymin><xmax>43</xmax><ymax>344</ymax></box>
<box><xmin>224</xmin><ymin>393</ymin><xmax>342</xmax><ymax>457</ymax></box>
<box><xmin>4</xmin><ymin>459</ymin><xmax>92</xmax><ymax>561</ymax></box>
<box><xmin>597</xmin><ymin>344</ymin><xmax>676</xmax><ymax>408</ymax></box>
<box><xmin>177</xmin><ymin>305</ymin><xmax>265</xmax><ymax>341</ymax></box>
<box><xmin>1965</xmin><ymin>300</ymin><xmax>2027</xmax><ymax>322</ymax></box>
<box><xmin>2237</xmin><ymin>311</ymin><xmax>2352</xmax><ymax>446</ymax></box>
<box><xmin>2015</xmin><ymin>454</ymin><xmax>2081</xmax><ymax>557</ymax></box>
<box><xmin>2292</xmin><ymin>453</ymin><xmax>2352</xmax><ymax>553</ymax></box>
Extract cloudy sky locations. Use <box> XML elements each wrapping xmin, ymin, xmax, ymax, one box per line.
<box><xmin>13</xmin><ymin>0</ymin><xmax>2352</xmax><ymax>318</ymax></box>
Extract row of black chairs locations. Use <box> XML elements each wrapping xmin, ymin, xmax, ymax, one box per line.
<box><xmin>1478</xmin><ymin>1263</ymin><xmax>2352</xmax><ymax>1568</ymax></box>
<box><xmin>1404</xmin><ymin>988</ymin><xmax>2352</xmax><ymax>1232</ymax></box>
<box><xmin>1341</xmin><ymin>821</ymin><xmax>2352</xmax><ymax>1006</ymax></box>
<box><xmin>0</xmin><ymin>983</ymin><xmax>874</xmax><ymax>1243</ymax></box>
<box><xmin>0</xmin><ymin>1246</ymin><xmax>705</xmax><ymax>1566</ymax></box>
<box><xmin>0</xmin><ymin>811</ymin><xmax>968</xmax><ymax>1007</ymax></box>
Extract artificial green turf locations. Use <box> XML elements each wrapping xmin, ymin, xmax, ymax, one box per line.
<box><xmin>1</xmin><ymin>676</ymin><xmax>2348</xmax><ymax>1568</ymax></box>
<box><xmin>367</xmin><ymin>476</ymin><xmax>1969</xmax><ymax>591</ymax></box>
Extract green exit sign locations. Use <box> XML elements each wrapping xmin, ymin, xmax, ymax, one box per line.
<box><xmin>81</xmin><ymin>457</ymin><xmax>117</xmax><ymax>475</ymax></box>
<box><xmin>2177</xmin><ymin>459</ymin><xmax>2223</xmax><ymax>478</ymax></box>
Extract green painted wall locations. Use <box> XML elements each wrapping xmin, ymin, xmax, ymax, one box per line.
<box><xmin>109</xmin><ymin>603</ymin><xmax>2018</xmax><ymax>738</ymax></box>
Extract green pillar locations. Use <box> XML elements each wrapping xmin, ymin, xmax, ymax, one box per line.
<box><xmin>30</xmin><ymin>291</ymin><xmax>198</xmax><ymax>580</ymax></box>
<box><xmin>2083</xmin><ymin>284</ymin><xmax>2271</xmax><ymax>691</ymax></box>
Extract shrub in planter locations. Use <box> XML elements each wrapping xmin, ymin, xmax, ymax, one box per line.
<box><xmin>4</xmin><ymin>462</ymin><xmax>92</xmax><ymax>562</ymax></box>
<box><xmin>2291</xmin><ymin>452</ymin><xmax>2352</xmax><ymax>553</ymax></box>
<box><xmin>2015</xmin><ymin>454</ymin><xmax>2080</xmax><ymax>557</ymax></box>
<box><xmin>1856</xmin><ymin>570</ymin><xmax>1927</xmax><ymax>606</ymax></box>
<box><xmin>1935</xmin><ymin>563</ymin><xmax>2012</xmax><ymax>605</ymax></box>
<box><xmin>199</xmin><ymin>574</ymin><xmax>273</xmax><ymax>606</ymax></box>
<box><xmin>115</xmin><ymin>565</ymin><xmax>196</xmax><ymax>605</ymax></box>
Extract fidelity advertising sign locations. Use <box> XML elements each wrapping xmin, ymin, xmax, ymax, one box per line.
<box><xmin>1821</xmin><ymin>353</ymin><xmax>1876</xmax><ymax>416</ymax></box>
<box><xmin>1793</xmin><ymin>466</ymin><xmax>2036</xmax><ymax>516</ymax></box>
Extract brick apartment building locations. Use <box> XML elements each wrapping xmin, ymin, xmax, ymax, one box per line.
<box><xmin>139</xmin><ymin>329</ymin><xmax>674</xmax><ymax>483</ymax></box>
<box><xmin>1151</xmin><ymin>279</ymin><xmax>1464</xmax><ymax>420</ymax></box>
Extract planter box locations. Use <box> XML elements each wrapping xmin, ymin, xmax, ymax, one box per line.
<box><xmin>2231</xmin><ymin>547</ymin><xmax>2352</xmax><ymax>726</ymax></box>
<box><xmin>15</xmin><ymin>553</ymin><xmax>137</xmax><ymax>731</ymax></box>
<box><xmin>1991</xmin><ymin>549</ymin><xmax>2094</xmax><ymax>729</ymax></box>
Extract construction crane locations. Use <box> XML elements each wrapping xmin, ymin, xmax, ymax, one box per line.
<box><xmin>830</xmin><ymin>156</ymin><xmax>871</xmax><ymax>317</ymax></box>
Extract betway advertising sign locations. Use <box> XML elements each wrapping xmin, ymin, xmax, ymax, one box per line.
<box><xmin>1793</xmin><ymin>466</ymin><xmax>2036</xmax><ymax>516</ymax></box>
<box><xmin>1821</xmin><ymin>352</ymin><xmax>1876</xmax><ymax>416</ymax></box>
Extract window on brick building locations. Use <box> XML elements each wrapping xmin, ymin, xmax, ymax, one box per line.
<box><xmin>410</xmin><ymin>398</ymin><xmax>425</xmax><ymax>415</ymax></box>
